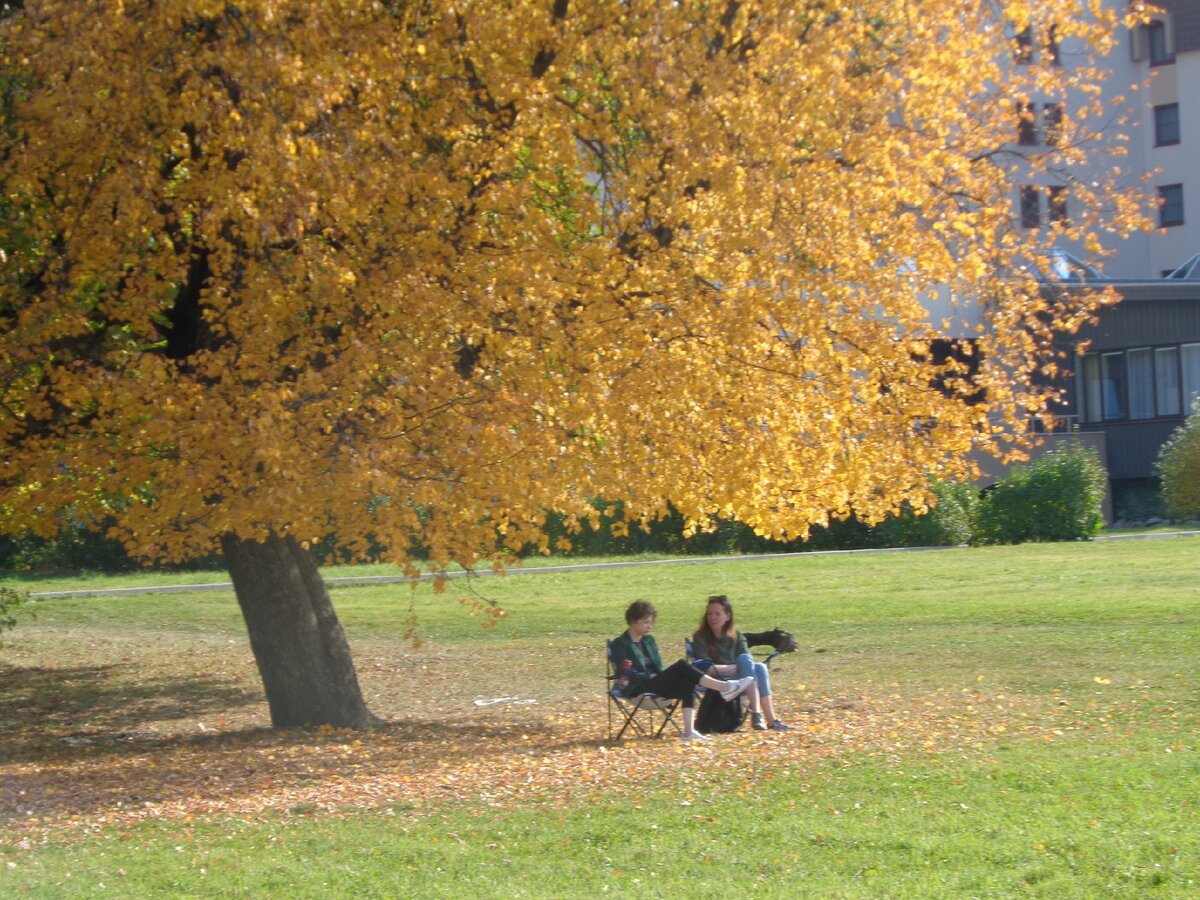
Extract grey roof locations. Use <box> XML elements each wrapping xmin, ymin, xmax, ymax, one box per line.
<box><xmin>1036</xmin><ymin>248</ymin><xmax>1200</xmax><ymax>298</ymax></box>
<box><xmin>1166</xmin><ymin>251</ymin><xmax>1200</xmax><ymax>280</ymax></box>
<box><xmin>1039</xmin><ymin>248</ymin><xmax>1102</xmax><ymax>282</ymax></box>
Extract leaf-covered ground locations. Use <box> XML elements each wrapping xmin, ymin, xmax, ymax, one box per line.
<box><xmin>5</xmin><ymin>539</ymin><xmax>1197</xmax><ymax>884</ymax></box>
<box><xmin>2</xmin><ymin>629</ymin><xmax>1175</xmax><ymax>853</ymax></box>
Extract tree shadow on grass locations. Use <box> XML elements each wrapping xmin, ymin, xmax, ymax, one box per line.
<box><xmin>0</xmin><ymin>663</ymin><xmax>261</xmax><ymax>763</ymax></box>
<box><xmin>1</xmin><ymin>714</ymin><xmax>600</xmax><ymax>830</ymax></box>
<box><xmin>1</xmin><ymin>659</ymin><xmax>603</xmax><ymax>830</ymax></box>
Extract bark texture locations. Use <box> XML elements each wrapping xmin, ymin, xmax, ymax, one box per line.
<box><xmin>221</xmin><ymin>532</ymin><xmax>377</xmax><ymax>729</ymax></box>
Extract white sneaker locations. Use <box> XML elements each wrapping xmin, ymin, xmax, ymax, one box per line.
<box><xmin>720</xmin><ymin>676</ymin><xmax>754</xmax><ymax>702</ymax></box>
<box><xmin>681</xmin><ymin>730</ymin><xmax>712</xmax><ymax>741</ymax></box>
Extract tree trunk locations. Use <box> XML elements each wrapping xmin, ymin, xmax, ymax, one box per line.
<box><xmin>221</xmin><ymin>531</ymin><xmax>378</xmax><ymax>729</ymax></box>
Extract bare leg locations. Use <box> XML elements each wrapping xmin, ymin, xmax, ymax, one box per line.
<box><xmin>682</xmin><ymin>706</ymin><xmax>696</xmax><ymax>733</ymax></box>
<box><xmin>745</xmin><ymin>682</ymin><xmax>762</xmax><ymax>715</ymax></box>
<box><xmin>698</xmin><ymin>673</ymin><xmax>728</xmax><ymax>692</ymax></box>
<box><xmin>761</xmin><ymin>694</ymin><xmax>776</xmax><ymax>723</ymax></box>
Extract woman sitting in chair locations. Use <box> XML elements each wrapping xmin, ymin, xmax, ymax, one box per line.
<box><xmin>611</xmin><ymin>599</ymin><xmax>753</xmax><ymax>742</ymax></box>
<box><xmin>692</xmin><ymin>594</ymin><xmax>791</xmax><ymax>731</ymax></box>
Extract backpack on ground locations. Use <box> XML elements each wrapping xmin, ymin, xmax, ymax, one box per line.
<box><xmin>695</xmin><ymin>688</ymin><xmax>744</xmax><ymax>734</ymax></box>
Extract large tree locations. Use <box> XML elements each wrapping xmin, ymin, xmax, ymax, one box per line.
<box><xmin>1</xmin><ymin>1</ymin><xmax>1144</xmax><ymax>727</ymax></box>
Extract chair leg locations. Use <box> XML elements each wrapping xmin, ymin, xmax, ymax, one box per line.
<box><xmin>619</xmin><ymin>704</ymin><xmax>650</xmax><ymax>740</ymax></box>
<box><xmin>610</xmin><ymin>698</ymin><xmax>646</xmax><ymax>741</ymax></box>
<box><xmin>611</xmin><ymin>695</ymin><xmax>679</xmax><ymax>741</ymax></box>
<box><xmin>652</xmin><ymin>701</ymin><xmax>681</xmax><ymax>736</ymax></box>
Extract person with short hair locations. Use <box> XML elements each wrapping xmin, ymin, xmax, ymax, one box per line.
<box><xmin>692</xmin><ymin>594</ymin><xmax>791</xmax><ymax>731</ymax></box>
<box><xmin>610</xmin><ymin>599</ymin><xmax>753</xmax><ymax>742</ymax></box>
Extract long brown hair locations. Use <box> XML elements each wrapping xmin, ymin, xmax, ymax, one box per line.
<box><xmin>696</xmin><ymin>594</ymin><xmax>736</xmax><ymax>660</ymax></box>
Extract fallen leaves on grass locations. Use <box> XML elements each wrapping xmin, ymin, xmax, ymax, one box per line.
<box><xmin>1</xmin><ymin>680</ymin><xmax>1160</xmax><ymax>853</ymax></box>
<box><xmin>1</xmin><ymin>636</ymin><xmax>1186</xmax><ymax>853</ymax></box>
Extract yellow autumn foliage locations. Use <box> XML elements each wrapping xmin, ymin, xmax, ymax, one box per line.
<box><xmin>0</xmin><ymin>0</ymin><xmax>1148</xmax><ymax>567</ymax></box>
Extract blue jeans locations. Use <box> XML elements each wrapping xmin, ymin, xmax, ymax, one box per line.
<box><xmin>736</xmin><ymin>653</ymin><xmax>771</xmax><ymax>697</ymax></box>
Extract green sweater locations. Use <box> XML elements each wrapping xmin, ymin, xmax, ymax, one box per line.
<box><xmin>609</xmin><ymin>631</ymin><xmax>663</xmax><ymax>696</ymax></box>
<box><xmin>691</xmin><ymin>630</ymin><xmax>748</xmax><ymax>665</ymax></box>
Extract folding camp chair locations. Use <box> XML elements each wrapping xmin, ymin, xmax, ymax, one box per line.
<box><xmin>605</xmin><ymin>639</ymin><xmax>681</xmax><ymax>741</ymax></box>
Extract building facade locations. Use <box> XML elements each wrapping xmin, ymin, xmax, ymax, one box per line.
<box><xmin>1035</xmin><ymin>2</ymin><xmax>1200</xmax><ymax>520</ymax></box>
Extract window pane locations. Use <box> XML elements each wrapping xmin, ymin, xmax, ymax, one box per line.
<box><xmin>1149</xmin><ymin>21</ymin><xmax>1173</xmax><ymax>65</ymax></box>
<box><xmin>1183</xmin><ymin>344</ymin><xmax>1200</xmax><ymax>414</ymax></box>
<box><xmin>1047</xmin><ymin>186</ymin><xmax>1067</xmax><ymax>224</ymax></box>
<box><xmin>1043</xmin><ymin>103</ymin><xmax>1064</xmax><ymax>146</ymax></box>
<box><xmin>1017</xmin><ymin>102</ymin><xmax>1038</xmax><ymax>145</ymax></box>
<box><xmin>1020</xmin><ymin>185</ymin><xmax>1040</xmax><ymax>228</ymax></box>
<box><xmin>1102</xmin><ymin>352</ymin><xmax>1125</xmax><ymax>419</ymax></box>
<box><xmin>1159</xmin><ymin>184</ymin><xmax>1184</xmax><ymax>228</ymax></box>
<box><xmin>1156</xmin><ymin>347</ymin><xmax>1181</xmax><ymax>416</ymax></box>
<box><xmin>1079</xmin><ymin>353</ymin><xmax>1102</xmax><ymax>423</ymax></box>
<box><xmin>1154</xmin><ymin>104</ymin><xmax>1180</xmax><ymax>145</ymax></box>
<box><xmin>1128</xmin><ymin>348</ymin><xmax>1154</xmax><ymax>419</ymax></box>
<box><xmin>1014</xmin><ymin>26</ymin><xmax>1034</xmax><ymax>63</ymax></box>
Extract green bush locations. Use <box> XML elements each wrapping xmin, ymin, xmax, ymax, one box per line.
<box><xmin>972</xmin><ymin>442</ymin><xmax>1107</xmax><ymax>544</ymax></box>
<box><xmin>873</xmin><ymin>480</ymin><xmax>978</xmax><ymax>547</ymax></box>
<box><xmin>0</xmin><ymin>584</ymin><xmax>30</xmax><ymax>646</ymax></box>
<box><xmin>0</xmin><ymin>511</ymin><xmax>229</xmax><ymax>575</ymax></box>
<box><xmin>0</xmin><ymin>515</ymin><xmax>138</xmax><ymax>573</ymax></box>
<box><xmin>1156</xmin><ymin>402</ymin><xmax>1200</xmax><ymax>521</ymax></box>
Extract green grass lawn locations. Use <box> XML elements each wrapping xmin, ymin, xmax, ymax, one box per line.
<box><xmin>2</xmin><ymin>537</ymin><xmax>1198</xmax><ymax>897</ymax></box>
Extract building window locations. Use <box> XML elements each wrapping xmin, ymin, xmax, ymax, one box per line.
<box><xmin>1159</xmin><ymin>184</ymin><xmax>1184</xmax><ymax>227</ymax></box>
<box><xmin>1156</xmin><ymin>347</ymin><xmax>1181</xmax><ymax>416</ymax></box>
<box><xmin>1047</xmin><ymin>186</ymin><xmax>1068</xmax><ymax>225</ymax></box>
<box><xmin>1079</xmin><ymin>354</ymin><xmax>1102</xmax><ymax>423</ymax></box>
<box><xmin>924</xmin><ymin>338</ymin><xmax>984</xmax><ymax>404</ymax></box>
<box><xmin>1127</xmin><ymin>348</ymin><xmax>1155</xmax><ymax>419</ymax></box>
<box><xmin>1013</xmin><ymin>25</ymin><xmax>1060</xmax><ymax>65</ymax></box>
<box><xmin>1018</xmin><ymin>102</ymin><xmax>1038</xmax><ymax>145</ymax></box>
<box><xmin>1020</xmin><ymin>186</ymin><xmax>1040</xmax><ymax>228</ymax></box>
<box><xmin>1043</xmin><ymin>103</ymin><xmax>1064</xmax><ymax>146</ymax></box>
<box><xmin>1154</xmin><ymin>103</ymin><xmax>1180</xmax><ymax>146</ymax></box>
<box><xmin>1014</xmin><ymin>26</ymin><xmax>1034</xmax><ymax>64</ymax></box>
<box><xmin>1148</xmin><ymin>20</ymin><xmax>1174</xmax><ymax>66</ymax></box>
<box><xmin>1017</xmin><ymin>101</ymin><xmax>1038</xmax><ymax>145</ymax></box>
<box><xmin>1185</xmin><ymin>344</ymin><xmax>1200</xmax><ymax>412</ymax></box>
<box><xmin>1101</xmin><ymin>352</ymin><xmax>1126</xmax><ymax>419</ymax></box>
<box><xmin>1077</xmin><ymin>344</ymin><xmax>1195</xmax><ymax>422</ymax></box>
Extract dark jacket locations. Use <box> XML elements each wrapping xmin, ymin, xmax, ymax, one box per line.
<box><xmin>609</xmin><ymin>631</ymin><xmax>662</xmax><ymax>696</ymax></box>
<box><xmin>691</xmin><ymin>629</ymin><xmax>748</xmax><ymax>665</ymax></box>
